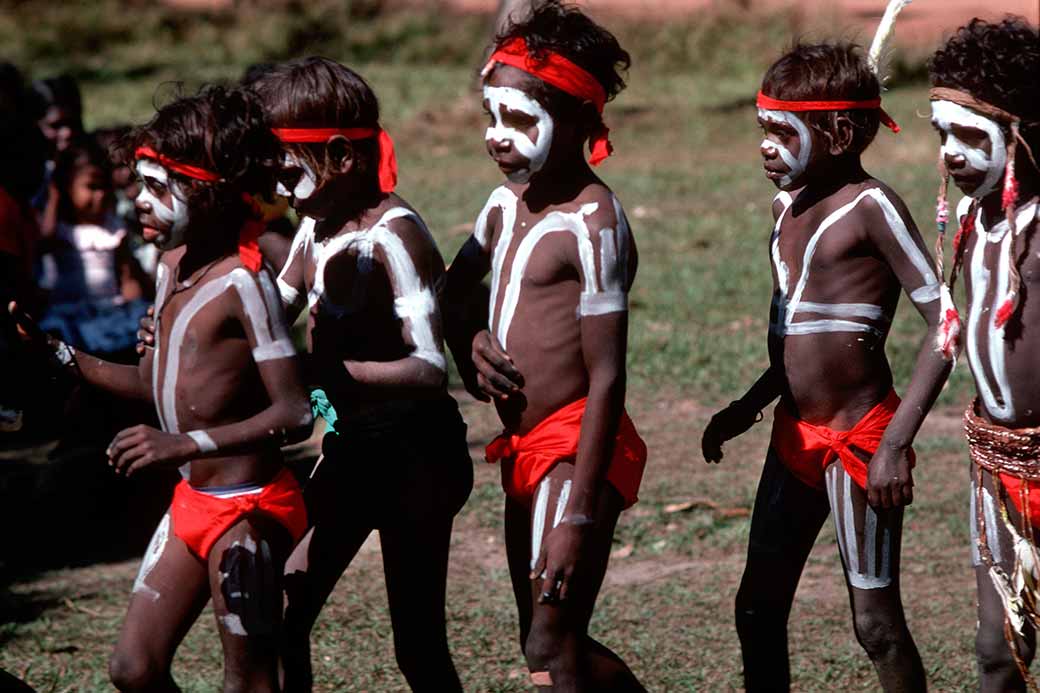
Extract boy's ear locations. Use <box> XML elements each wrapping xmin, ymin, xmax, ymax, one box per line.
<box><xmin>324</xmin><ymin>135</ymin><xmax>355</xmax><ymax>175</ymax></box>
<box><xmin>828</xmin><ymin>115</ymin><xmax>855</xmax><ymax>156</ymax></box>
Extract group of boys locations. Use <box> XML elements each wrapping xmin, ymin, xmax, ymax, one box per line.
<box><xmin>5</xmin><ymin>1</ymin><xmax>1040</xmax><ymax>691</ymax></box>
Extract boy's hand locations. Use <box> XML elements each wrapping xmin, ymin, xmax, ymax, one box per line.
<box><xmin>136</xmin><ymin>305</ymin><xmax>156</xmax><ymax>354</ymax></box>
<box><xmin>471</xmin><ymin>330</ymin><xmax>524</xmax><ymax>400</ymax></box>
<box><xmin>702</xmin><ymin>402</ymin><xmax>761</xmax><ymax>463</ymax></box>
<box><xmin>107</xmin><ymin>425</ymin><xmax>197</xmax><ymax>476</ymax></box>
<box><xmin>867</xmin><ymin>445</ymin><xmax>914</xmax><ymax>509</ymax></box>
<box><xmin>8</xmin><ymin>300</ymin><xmax>78</xmax><ymax>372</ymax></box>
<box><xmin>531</xmin><ymin>520</ymin><xmax>591</xmax><ymax>604</ymax></box>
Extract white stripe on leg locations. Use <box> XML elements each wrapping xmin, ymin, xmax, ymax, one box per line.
<box><xmin>530</xmin><ymin>478</ymin><xmax>551</xmax><ymax>572</ymax></box>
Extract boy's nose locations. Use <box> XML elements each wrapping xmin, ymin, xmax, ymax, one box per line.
<box><xmin>760</xmin><ymin>142</ymin><xmax>778</xmax><ymax>159</ymax></box>
<box><xmin>944</xmin><ymin>150</ymin><xmax>967</xmax><ymax>171</ymax></box>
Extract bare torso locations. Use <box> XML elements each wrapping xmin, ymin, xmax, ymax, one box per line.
<box><xmin>151</xmin><ymin>249</ymin><xmax>294</xmax><ymax>487</ymax></box>
<box><xmin>961</xmin><ymin>196</ymin><xmax>1040</xmax><ymax>428</ymax></box>
<box><xmin>277</xmin><ymin>195</ymin><xmax>448</xmax><ymax>417</ymax></box>
<box><xmin>479</xmin><ymin>182</ymin><xmax>637</xmax><ymax>433</ymax></box>
<box><xmin>769</xmin><ymin>181</ymin><xmax>941</xmax><ymax>428</ymax></box>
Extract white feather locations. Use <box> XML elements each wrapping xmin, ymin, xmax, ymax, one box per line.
<box><xmin>868</xmin><ymin>0</ymin><xmax>912</xmax><ymax>77</ymax></box>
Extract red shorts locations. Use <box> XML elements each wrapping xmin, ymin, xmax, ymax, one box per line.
<box><xmin>770</xmin><ymin>389</ymin><xmax>915</xmax><ymax>491</ymax></box>
<box><xmin>171</xmin><ymin>468</ymin><xmax>307</xmax><ymax>560</ymax></box>
<box><xmin>485</xmin><ymin>397</ymin><xmax>647</xmax><ymax>509</ymax></box>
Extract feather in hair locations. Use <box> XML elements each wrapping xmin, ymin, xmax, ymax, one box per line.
<box><xmin>868</xmin><ymin>0</ymin><xmax>912</xmax><ymax>81</ymax></box>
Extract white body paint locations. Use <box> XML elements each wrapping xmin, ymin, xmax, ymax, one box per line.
<box><xmin>135</xmin><ymin>160</ymin><xmax>190</xmax><ymax>249</ymax></box>
<box><xmin>758</xmin><ymin>109</ymin><xmax>811</xmax><ymax>188</ymax></box>
<box><xmin>277</xmin><ymin>153</ymin><xmax>318</xmax><ymax>201</ymax></box>
<box><xmin>930</xmin><ymin>100</ymin><xmax>1007</xmax><ymax>199</ymax></box>
<box><xmin>769</xmin><ymin>188</ymin><xmax>939</xmax><ymax>338</ymax></box>
<box><xmin>277</xmin><ymin>209</ymin><xmax>446</xmax><ymax>370</ymax></box>
<box><xmin>151</xmin><ymin>267</ymin><xmax>295</xmax><ymax>478</ymax></box>
<box><xmin>187</xmin><ymin>430</ymin><xmax>217</xmax><ymax>454</ymax></box>
<box><xmin>132</xmin><ymin>512</ymin><xmax>170</xmax><ymax>601</ymax></box>
<box><xmin>826</xmin><ymin>464</ymin><xmax>893</xmax><ymax>590</ymax></box>
<box><xmin>477</xmin><ymin>187</ymin><xmax>632</xmax><ymax>350</ymax></box>
<box><xmin>964</xmin><ymin>201</ymin><xmax>1040</xmax><ymax>422</ymax></box>
<box><xmin>484</xmin><ymin>86</ymin><xmax>554</xmax><ymax>184</ymax></box>
<box><xmin>529</xmin><ymin>476</ymin><xmax>572</xmax><ymax>572</ymax></box>
<box><xmin>971</xmin><ymin>472</ymin><xmax>1005</xmax><ymax>566</ymax></box>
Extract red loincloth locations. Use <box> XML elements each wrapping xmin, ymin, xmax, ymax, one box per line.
<box><xmin>964</xmin><ymin>401</ymin><xmax>1040</xmax><ymax>523</ymax></box>
<box><xmin>770</xmin><ymin>389</ymin><xmax>914</xmax><ymax>491</ymax></box>
<box><xmin>485</xmin><ymin>397</ymin><xmax>647</xmax><ymax>508</ymax></box>
<box><xmin>171</xmin><ymin>468</ymin><xmax>307</xmax><ymax>560</ymax></box>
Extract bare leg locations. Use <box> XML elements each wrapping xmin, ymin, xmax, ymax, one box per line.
<box><xmin>505</xmin><ymin>463</ymin><xmax>644</xmax><ymax>692</ymax></box>
<box><xmin>972</xmin><ymin>468</ymin><xmax>1037</xmax><ymax>693</ymax></box>
<box><xmin>281</xmin><ymin>517</ymin><xmax>372</xmax><ymax>692</ymax></box>
<box><xmin>109</xmin><ymin>512</ymin><xmax>210</xmax><ymax>692</ymax></box>
<box><xmin>209</xmin><ymin>514</ymin><xmax>293</xmax><ymax>693</ymax></box>
<box><xmin>826</xmin><ymin>463</ymin><xmax>926</xmax><ymax>692</ymax></box>
<box><xmin>735</xmin><ymin>450</ymin><xmax>831</xmax><ymax>693</ymax></box>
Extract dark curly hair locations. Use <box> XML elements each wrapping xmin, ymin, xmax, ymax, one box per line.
<box><xmin>249</xmin><ymin>57</ymin><xmax>382</xmax><ymax>194</ymax></box>
<box><xmin>487</xmin><ymin>1</ymin><xmax>630</xmax><ymax>119</ymax></box>
<box><xmin>929</xmin><ymin>17</ymin><xmax>1040</xmax><ymax>152</ymax></box>
<box><xmin>761</xmin><ymin>42</ymin><xmax>881</xmax><ymax>155</ymax></box>
<box><xmin>122</xmin><ymin>85</ymin><xmax>280</xmax><ymax>242</ymax></box>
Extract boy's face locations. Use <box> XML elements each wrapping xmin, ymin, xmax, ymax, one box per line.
<box><xmin>757</xmin><ymin>109</ymin><xmax>814</xmax><ymax>190</ymax></box>
<box><xmin>134</xmin><ymin>159</ymin><xmax>190</xmax><ymax>249</ymax></box>
<box><xmin>69</xmin><ymin>164</ymin><xmax>111</xmax><ymax>225</ymax></box>
<box><xmin>482</xmin><ymin>66</ymin><xmax>557</xmax><ymax>184</ymax></box>
<box><xmin>275</xmin><ymin>149</ymin><xmax>320</xmax><ymax>214</ymax></box>
<box><xmin>930</xmin><ymin>100</ymin><xmax>1006</xmax><ymax>199</ymax></box>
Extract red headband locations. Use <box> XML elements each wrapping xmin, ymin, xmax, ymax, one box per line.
<box><xmin>271</xmin><ymin>127</ymin><xmax>398</xmax><ymax>194</ymax></box>
<box><xmin>756</xmin><ymin>91</ymin><xmax>900</xmax><ymax>133</ymax></box>
<box><xmin>134</xmin><ymin>146</ymin><xmax>221</xmax><ymax>182</ymax></box>
<box><xmin>134</xmin><ymin>146</ymin><xmax>266</xmax><ymax>272</ymax></box>
<box><xmin>484</xmin><ymin>37</ymin><xmax>613</xmax><ymax>166</ymax></box>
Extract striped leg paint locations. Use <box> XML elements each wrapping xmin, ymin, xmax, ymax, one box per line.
<box><xmin>826</xmin><ymin>463</ymin><xmax>894</xmax><ymax>590</ymax></box>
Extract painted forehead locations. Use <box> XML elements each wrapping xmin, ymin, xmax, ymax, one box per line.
<box><xmin>930</xmin><ymin>100</ymin><xmax>1001</xmax><ymax>132</ymax></box>
<box><xmin>484</xmin><ymin>64</ymin><xmax>549</xmax><ymax>107</ymax></box>
<box><xmin>136</xmin><ymin>159</ymin><xmax>169</xmax><ymax>182</ymax></box>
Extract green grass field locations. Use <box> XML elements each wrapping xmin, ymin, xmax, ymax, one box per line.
<box><xmin>0</xmin><ymin>1</ymin><xmax>1000</xmax><ymax>690</ymax></box>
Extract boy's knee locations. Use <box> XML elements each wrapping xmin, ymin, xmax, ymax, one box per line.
<box><xmin>734</xmin><ymin>585</ymin><xmax>785</xmax><ymax>637</ymax></box>
<box><xmin>976</xmin><ymin>619</ymin><xmax>1024</xmax><ymax>674</ymax></box>
<box><xmin>524</xmin><ymin>623</ymin><xmax>568</xmax><ymax>673</ymax></box>
<box><xmin>851</xmin><ymin>608</ymin><xmax>903</xmax><ymax>658</ymax></box>
<box><xmin>109</xmin><ymin>650</ymin><xmax>166</xmax><ymax>692</ymax></box>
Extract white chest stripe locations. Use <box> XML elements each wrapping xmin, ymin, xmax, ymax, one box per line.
<box><xmin>276</xmin><ymin>225</ymin><xmax>309</xmax><ymax>309</ymax></box>
<box><xmin>303</xmin><ymin>209</ymin><xmax>446</xmax><ymax>371</ymax></box>
<box><xmin>965</xmin><ymin>202</ymin><xmax>1040</xmax><ymax>422</ymax></box>
<box><xmin>151</xmin><ymin>264</ymin><xmax>171</xmax><ymax>429</ymax></box>
<box><xmin>478</xmin><ymin>187</ymin><xmax>520</xmax><ymax>333</ymax></box>
<box><xmin>155</xmin><ymin>268</ymin><xmax>294</xmax><ymax>439</ymax></box>
<box><xmin>770</xmin><ymin>188</ymin><xmax>935</xmax><ymax>337</ymax></box>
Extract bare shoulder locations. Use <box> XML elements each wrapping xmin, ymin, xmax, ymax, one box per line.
<box><xmin>573</xmin><ymin>182</ymin><xmax>629</xmax><ymax>234</ymax></box>
<box><xmin>771</xmin><ymin>189</ymin><xmax>794</xmax><ymax>221</ymax></box>
<box><xmin>861</xmin><ymin>178</ymin><xmax>913</xmax><ymax>221</ymax></box>
<box><xmin>377</xmin><ymin>199</ymin><xmax>437</xmax><ymax>260</ymax></box>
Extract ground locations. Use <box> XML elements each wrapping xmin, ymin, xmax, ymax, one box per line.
<box><xmin>0</xmin><ymin>1</ymin><xmax>1029</xmax><ymax>691</ymax></box>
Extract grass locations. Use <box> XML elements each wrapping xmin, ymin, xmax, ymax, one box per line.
<box><xmin>0</xmin><ymin>1</ymin><xmax>1003</xmax><ymax>691</ymax></box>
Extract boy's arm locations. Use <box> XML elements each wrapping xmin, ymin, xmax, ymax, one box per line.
<box><xmin>335</xmin><ymin>217</ymin><xmax>447</xmax><ymax>390</ymax></box>
<box><xmin>108</xmin><ymin>269</ymin><xmax>312</xmax><ymax>473</ymax></box>
<box><xmin>274</xmin><ymin>219</ymin><xmax>309</xmax><ymax>324</ymax></box>
<box><xmin>863</xmin><ymin>189</ymin><xmax>953</xmax><ymax>508</ymax></box>
<box><xmin>8</xmin><ymin>301</ymin><xmax>152</xmax><ymax>401</ymax></box>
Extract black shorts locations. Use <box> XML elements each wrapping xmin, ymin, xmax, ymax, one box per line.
<box><xmin>307</xmin><ymin>395</ymin><xmax>473</xmax><ymax>529</ymax></box>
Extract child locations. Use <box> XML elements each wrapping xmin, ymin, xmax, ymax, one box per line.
<box><xmin>442</xmin><ymin>3</ymin><xmax>647</xmax><ymax>689</ymax></box>
<box><xmin>928</xmin><ymin>17</ymin><xmax>1040</xmax><ymax>691</ymax></box>
<box><xmin>11</xmin><ymin>84</ymin><xmax>312</xmax><ymax>692</ymax></box>
<box><xmin>37</xmin><ymin>137</ymin><xmax>151</xmax><ymax>354</ymax></box>
<box><xmin>250</xmin><ymin>57</ymin><xmax>473</xmax><ymax>692</ymax></box>
<box><xmin>31</xmin><ymin>75</ymin><xmax>86</xmax><ymax>240</ymax></box>
<box><xmin>700</xmin><ymin>40</ymin><xmax>951</xmax><ymax>691</ymax></box>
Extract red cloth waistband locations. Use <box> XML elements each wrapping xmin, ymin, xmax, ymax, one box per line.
<box><xmin>756</xmin><ymin>90</ymin><xmax>900</xmax><ymax>133</ymax></box>
<box><xmin>484</xmin><ymin>37</ymin><xmax>613</xmax><ymax>166</ymax></box>
<box><xmin>271</xmin><ymin>127</ymin><xmax>398</xmax><ymax>194</ymax></box>
<box><xmin>770</xmin><ymin>389</ymin><xmax>913</xmax><ymax>491</ymax></box>
<box><xmin>485</xmin><ymin>396</ymin><xmax>647</xmax><ymax>508</ymax></box>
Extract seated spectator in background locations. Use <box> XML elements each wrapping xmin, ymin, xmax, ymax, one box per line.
<box><xmin>0</xmin><ymin>62</ymin><xmax>48</xmax><ymax>432</ymax></box>
<box><xmin>37</xmin><ymin>137</ymin><xmax>152</xmax><ymax>357</ymax></box>
<box><xmin>94</xmin><ymin>124</ymin><xmax>158</xmax><ymax>279</ymax></box>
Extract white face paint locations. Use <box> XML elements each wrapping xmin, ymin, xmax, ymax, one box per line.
<box><xmin>135</xmin><ymin>160</ymin><xmax>189</xmax><ymax>249</ymax></box>
<box><xmin>930</xmin><ymin>100</ymin><xmax>1007</xmax><ymax>199</ymax></box>
<box><xmin>758</xmin><ymin>108</ymin><xmax>812</xmax><ymax>189</ymax></box>
<box><xmin>277</xmin><ymin>153</ymin><xmax>317</xmax><ymax>201</ymax></box>
<box><xmin>484</xmin><ymin>85</ymin><xmax>554</xmax><ymax>184</ymax></box>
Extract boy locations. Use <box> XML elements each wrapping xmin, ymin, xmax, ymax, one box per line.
<box><xmin>701</xmin><ymin>42</ymin><xmax>951</xmax><ymax>692</ymax></box>
<box><xmin>250</xmin><ymin>57</ymin><xmax>473</xmax><ymax>692</ymax></box>
<box><xmin>443</xmin><ymin>3</ymin><xmax>647</xmax><ymax>690</ymax></box>
<box><xmin>928</xmin><ymin>17</ymin><xmax>1040</xmax><ymax>692</ymax></box>
<box><xmin>11</xmin><ymin>85</ymin><xmax>312</xmax><ymax>692</ymax></box>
